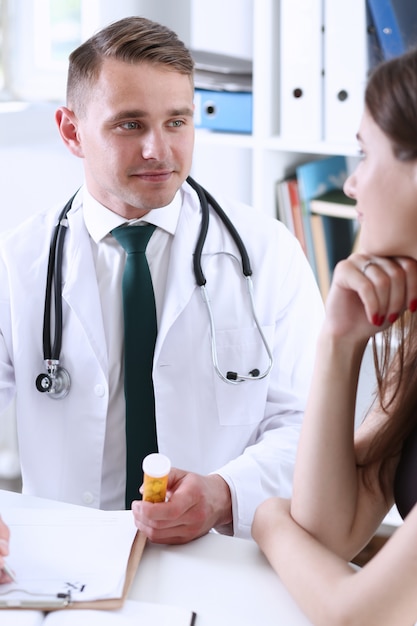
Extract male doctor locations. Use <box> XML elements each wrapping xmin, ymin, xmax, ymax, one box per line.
<box><xmin>0</xmin><ymin>17</ymin><xmax>323</xmax><ymax>544</ymax></box>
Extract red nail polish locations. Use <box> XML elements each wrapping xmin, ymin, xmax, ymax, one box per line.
<box><xmin>388</xmin><ymin>313</ymin><xmax>399</xmax><ymax>324</ymax></box>
<box><xmin>410</xmin><ymin>299</ymin><xmax>417</xmax><ymax>313</ymax></box>
<box><xmin>372</xmin><ymin>314</ymin><xmax>385</xmax><ymax>326</ymax></box>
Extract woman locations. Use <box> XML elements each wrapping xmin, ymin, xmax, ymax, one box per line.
<box><xmin>252</xmin><ymin>48</ymin><xmax>417</xmax><ymax>626</ymax></box>
<box><xmin>0</xmin><ymin>516</ymin><xmax>12</xmax><ymax>583</ymax></box>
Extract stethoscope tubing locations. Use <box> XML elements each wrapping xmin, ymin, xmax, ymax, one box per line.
<box><xmin>38</xmin><ymin>178</ymin><xmax>274</xmax><ymax>396</ymax></box>
<box><xmin>186</xmin><ymin>176</ymin><xmax>252</xmax><ymax>284</ymax></box>
<box><xmin>42</xmin><ymin>194</ymin><xmax>76</xmax><ymax>361</ymax></box>
<box><xmin>200</xmin><ymin>276</ymin><xmax>273</xmax><ymax>385</ymax></box>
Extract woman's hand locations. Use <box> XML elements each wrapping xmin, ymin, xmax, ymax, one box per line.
<box><xmin>324</xmin><ymin>254</ymin><xmax>417</xmax><ymax>341</ymax></box>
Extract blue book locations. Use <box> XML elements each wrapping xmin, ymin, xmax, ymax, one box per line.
<box><xmin>321</xmin><ymin>215</ymin><xmax>356</xmax><ymax>276</ymax></box>
<box><xmin>296</xmin><ymin>155</ymin><xmax>349</xmax><ymax>282</ymax></box>
<box><xmin>367</xmin><ymin>0</ymin><xmax>406</xmax><ymax>59</ymax></box>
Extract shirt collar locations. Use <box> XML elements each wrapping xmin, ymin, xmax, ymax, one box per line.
<box><xmin>82</xmin><ymin>186</ymin><xmax>182</xmax><ymax>243</ymax></box>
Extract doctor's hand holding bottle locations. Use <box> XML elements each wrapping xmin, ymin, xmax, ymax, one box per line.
<box><xmin>132</xmin><ymin>468</ymin><xmax>233</xmax><ymax>544</ymax></box>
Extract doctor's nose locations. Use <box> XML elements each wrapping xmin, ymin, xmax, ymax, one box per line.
<box><xmin>141</xmin><ymin>129</ymin><xmax>169</xmax><ymax>161</ymax></box>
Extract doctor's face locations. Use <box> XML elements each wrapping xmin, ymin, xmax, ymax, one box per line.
<box><xmin>344</xmin><ymin>108</ymin><xmax>417</xmax><ymax>259</ymax></box>
<box><xmin>57</xmin><ymin>58</ymin><xmax>195</xmax><ymax>219</ymax></box>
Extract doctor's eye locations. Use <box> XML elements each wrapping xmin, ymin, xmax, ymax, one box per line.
<box><xmin>120</xmin><ymin>121</ymin><xmax>140</xmax><ymax>130</ymax></box>
<box><xmin>168</xmin><ymin>119</ymin><xmax>185</xmax><ymax>128</ymax></box>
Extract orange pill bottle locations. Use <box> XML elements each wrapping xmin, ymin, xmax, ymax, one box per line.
<box><xmin>142</xmin><ymin>453</ymin><xmax>171</xmax><ymax>503</ymax></box>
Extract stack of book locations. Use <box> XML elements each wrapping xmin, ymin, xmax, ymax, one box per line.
<box><xmin>276</xmin><ymin>155</ymin><xmax>359</xmax><ymax>299</ymax></box>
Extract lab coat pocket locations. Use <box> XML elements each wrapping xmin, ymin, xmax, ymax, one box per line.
<box><xmin>212</xmin><ymin>325</ymin><xmax>273</xmax><ymax>426</ymax></box>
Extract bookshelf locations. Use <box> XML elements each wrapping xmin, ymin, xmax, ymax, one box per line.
<box><xmin>181</xmin><ymin>0</ymin><xmax>363</xmax><ymax>218</ymax></box>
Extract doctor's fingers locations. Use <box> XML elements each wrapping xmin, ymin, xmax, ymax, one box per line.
<box><xmin>132</xmin><ymin>500</ymin><xmax>210</xmax><ymax>544</ymax></box>
<box><xmin>134</xmin><ymin>520</ymin><xmax>205</xmax><ymax>545</ymax></box>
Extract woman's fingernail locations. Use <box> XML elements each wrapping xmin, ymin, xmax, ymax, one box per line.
<box><xmin>372</xmin><ymin>314</ymin><xmax>385</xmax><ymax>326</ymax></box>
<box><xmin>410</xmin><ymin>299</ymin><xmax>417</xmax><ymax>313</ymax></box>
<box><xmin>388</xmin><ymin>313</ymin><xmax>399</xmax><ymax>324</ymax></box>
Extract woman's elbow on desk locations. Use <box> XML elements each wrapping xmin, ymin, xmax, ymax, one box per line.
<box><xmin>251</xmin><ymin>497</ymin><xmax>415</xmax><ymax>626</ymax></box>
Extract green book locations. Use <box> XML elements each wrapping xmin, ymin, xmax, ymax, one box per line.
<box><xmin>310</xmin><ymin>189</ymin><xmax>357</xmax><ymax>220</ymax></box>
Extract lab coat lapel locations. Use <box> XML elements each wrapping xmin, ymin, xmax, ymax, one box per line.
<box><xmin>61</xmin><ymin>207</ymin><xmax>108</xmax><ymax>374</ymax></box>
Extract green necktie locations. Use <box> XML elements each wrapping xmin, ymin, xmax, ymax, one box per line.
<box><xmin>112</xmin><ymin>223</ymin><xmax>158</xmax><ymax>509</ymax></box>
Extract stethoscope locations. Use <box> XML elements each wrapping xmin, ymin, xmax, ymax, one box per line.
<box><xmin>35</xmin><ymin>176</ymin><xmax>273</xmax><ymax>398</ymax></box>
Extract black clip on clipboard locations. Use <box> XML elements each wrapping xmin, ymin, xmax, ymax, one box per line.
<box><xmin>0</xmin><ymin>590</ymin><xmax>72</xmax><ymax>609</ymax></box>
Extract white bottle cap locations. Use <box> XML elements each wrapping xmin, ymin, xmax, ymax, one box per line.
<box><xmin>142</xmin><ymin>453</ymin><xmax>171</xmax><ymax>478</ymax></box>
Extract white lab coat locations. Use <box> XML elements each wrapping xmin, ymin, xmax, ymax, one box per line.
<box><xmin>0</xmin><ymin>182</ymin><xmax>323</xmax><ymax>538</ymax></box>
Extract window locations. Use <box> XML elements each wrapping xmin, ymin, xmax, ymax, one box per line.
<box><xmin>0</xmin><ymin>0</ymin><xmax>178</xmax><ymax>103</ymax></box>
<box><xmin>0</xmin><ymin>0</ymin><xmax>6</xmax><ymax>95</ymax></box>
<box><xmin>34</xmin><ymin>0</ymin><xmax>82</xmax><ymax>71</ymax></box>
<box><xmin>2</xmin><ymin>0</ymin><xmax>101</xmax><ymax>102</ymax></box>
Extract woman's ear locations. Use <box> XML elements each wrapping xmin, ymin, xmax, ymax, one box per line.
<box><xmin>55</xmin><ymin>107</ymin><xmax>84</xmax><ymax>158</ymax></box>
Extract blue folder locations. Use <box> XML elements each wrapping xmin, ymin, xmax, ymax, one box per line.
<box><xmin>194</xmin><ymin>89</ymin><xmax>252</xmax><ymax>134</ymax></box>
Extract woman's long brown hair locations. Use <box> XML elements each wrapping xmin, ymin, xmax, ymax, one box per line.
<box><xmin>359</xmin><ymin>48</ymin><xmax>417</xmax><ymax>491</ymax></box>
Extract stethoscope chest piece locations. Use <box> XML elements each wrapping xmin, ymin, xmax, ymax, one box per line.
<box><xmin>35</xmin><ymin>360</ymin><xmax>71</xmax><ymax>399</ymax></box>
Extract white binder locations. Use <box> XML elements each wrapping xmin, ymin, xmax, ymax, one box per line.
<box><xmin>279</xmin><ymin>0</ymin><xmax>324</xmax><ymax>143</ymax></box>
<box><xmin>323</xmin><ymin>0</ymin><xmax>369</xmax><ymax>145</ymax></box>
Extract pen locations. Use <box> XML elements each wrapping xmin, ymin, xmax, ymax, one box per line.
<box><xmin>1</xmin><ymin>561</ymin><xmax>16</xmax><ymax>583</ymax></box>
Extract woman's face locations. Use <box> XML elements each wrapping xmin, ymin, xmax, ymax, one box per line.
<box><xmin>344</xmin><ymin>108</ymin><xmax>417</xmax><ymax>259</ymax></box>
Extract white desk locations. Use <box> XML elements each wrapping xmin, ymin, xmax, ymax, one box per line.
<box><xmin>0</xmin><ymin>489</ymin><xmax>312</xmax><ymax>625</ymax></box>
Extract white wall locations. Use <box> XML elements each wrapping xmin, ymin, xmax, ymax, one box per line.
<box><xmin>0</xmin><ymin>103</ymin><xmax>84</xmax><ymax>230</ymax></box>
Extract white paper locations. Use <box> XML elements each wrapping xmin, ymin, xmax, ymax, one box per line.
<box><xmin>0</xmin><ymin>508</ymin><xmax>137</xmax><ymax>603</ymax></box>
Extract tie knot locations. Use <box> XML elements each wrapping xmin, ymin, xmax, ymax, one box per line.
<box><xmin>112</xmin><ymin>224</ymin><xmax>156</xmax><ymax>254</ymax></box>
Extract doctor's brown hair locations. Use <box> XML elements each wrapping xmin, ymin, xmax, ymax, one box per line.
<box><xmin>66</xmin><ymin>16</ymin><xmax>194</xmax><ymax>116</ymax></box>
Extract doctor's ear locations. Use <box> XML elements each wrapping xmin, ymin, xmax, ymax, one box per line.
<box><xmin>55</xmin><ymin>107</ymin><xmax>84</xmax><ymax>158</ymax></box>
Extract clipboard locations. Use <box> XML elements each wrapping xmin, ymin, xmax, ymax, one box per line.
<box><xmin>65</xmin><ymin>530</ymin><xmax>147</xmax><ymax>611</ymax></box>
<box><xmin>0</xmin><ymin>508</ymin><xmax>147</xmax><ymax>612</ymax></box>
